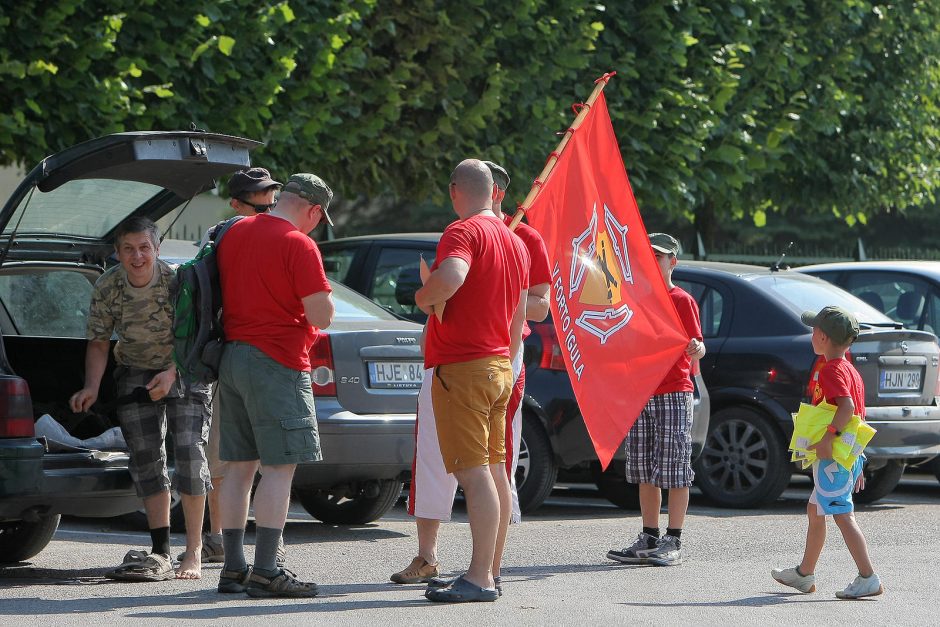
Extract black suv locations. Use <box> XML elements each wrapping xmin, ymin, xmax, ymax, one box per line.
<box><xmin>675</xmin><ymin>261</ymin><xmax>940</xmax><ymax>506</ymax></box>
<box><xmin>0</xmin><ymin>131</ymin><xmax>260</xmax><ymax>561</ymax></box>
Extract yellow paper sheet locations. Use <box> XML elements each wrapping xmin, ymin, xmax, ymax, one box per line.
<box><xmin>789</xmin><ymin>402</ymin><xmax>877</xmax><ymax>471</ymax></box>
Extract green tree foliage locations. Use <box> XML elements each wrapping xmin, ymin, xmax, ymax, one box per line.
<box><xmin>1</xmin><ymin>1</ymin><xmax>938</xmax><ymax>240</ymax></box>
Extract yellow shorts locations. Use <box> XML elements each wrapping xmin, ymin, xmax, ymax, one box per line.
<box><xmin>431</xmin><ymin>356</ymin><xmax>513</xmax><ymax>474</ymax></box>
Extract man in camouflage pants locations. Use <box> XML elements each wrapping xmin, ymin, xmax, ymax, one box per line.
<box><xmin>70</xmin><ymin>216</ymin><xmax>211</xmax><ymax>581</ymax></box>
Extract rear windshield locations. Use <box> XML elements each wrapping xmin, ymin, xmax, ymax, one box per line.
<box><xmin>329</xmin><ymin>281</ymin><xmax>400</xmax><ymax>322</ymax></box>
<box><xmin>751</xmin><ymin>274</ymin><xmax>896</xmax><ymax>325</ymax></box>
<box><xmin>6</xmin><ymin>179</ymin><xmax>162</xmax><ymax>238</ymax></box>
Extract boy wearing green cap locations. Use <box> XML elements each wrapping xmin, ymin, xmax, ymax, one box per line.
<box><xmin>772</xmin><ymin>305</ymin><xmax>883</xmax><ymax>599</ymax></box>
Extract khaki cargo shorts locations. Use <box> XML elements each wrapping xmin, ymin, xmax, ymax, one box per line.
<box><xmin>431</xmin><ymin>356</ymin><xmax>513</xmax><ymax>474</ymax></box>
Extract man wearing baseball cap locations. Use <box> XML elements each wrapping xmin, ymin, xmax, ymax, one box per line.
<box><xmin>214</xmin><ymin>172</ymin><xmax>334</xmax><ymax>598</ymax></box>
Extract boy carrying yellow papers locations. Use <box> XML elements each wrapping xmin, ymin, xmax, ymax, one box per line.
<box><xmin>771</xmin><ymin>305</ymin><xmax>883</xmax><ymax>600</ymax></box>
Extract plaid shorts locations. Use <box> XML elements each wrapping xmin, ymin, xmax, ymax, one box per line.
<box><xmin>114</xmin><ymin>366</ymin><xmax>212</xmax><ymax>498</ymax></box>
<box><xmin>624</xmin><ymin>391</ymin><xmax>695</xmax><ymax>489</ymax></box>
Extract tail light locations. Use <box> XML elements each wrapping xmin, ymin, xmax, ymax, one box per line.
<box><xmin>533</xmin><ymin>322</ymin><xmax>566</xmax><ymax>371</ymax></box>
<box><xmin>308</xmin><ymin>333</ymin><xmax>336</xmax><ymax>397</ymax></box>
<box><xmin>0</xmin><ymin>376</ymin><xmax>35</xmax><ymax>437</ymax></box>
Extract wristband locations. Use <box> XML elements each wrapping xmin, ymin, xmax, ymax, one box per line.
<box><xmin>826</xmin><ymin>424</ymin><xmax>842</xmax><ymax>437</ymax></box>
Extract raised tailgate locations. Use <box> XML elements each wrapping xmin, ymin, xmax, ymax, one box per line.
<box><xmin>327</xmin><ymin>322</ymin><xmax>424</xmax><ymax>415</ymax></box>
<box><xmin>851</xmin><ymin>328</ymin><xmax>940</xmax><ymax>407</ymax></box>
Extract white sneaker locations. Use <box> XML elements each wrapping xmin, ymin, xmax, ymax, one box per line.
<box><xmin>836</xmin><ymin>573</ymin><xmax>883</xmax><ymax>599</ymax></box>
<box><xmin>771</xmin><ymin>566</ymin><xmax>816</xmax><ymax>593</ymax></box>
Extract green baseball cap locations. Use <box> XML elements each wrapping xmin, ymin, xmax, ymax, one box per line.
<box><xmin>483</xmin><ymin>160</ymin><xmax>510</xmax><ymax>191</ymax></box>
<box><xmin>801</xmin><ymin>305</ymin><xmax>860</xmax><ymax>345</ymax></box>
<box><xmin>282</xmin><ymin>173</ymin><xmax>334</xmax><ymax>226</ymax></box>
<box><xmin>649</xmin><ymin>232</ymin><xmax>680</xmax><ymax>256</ymax></box>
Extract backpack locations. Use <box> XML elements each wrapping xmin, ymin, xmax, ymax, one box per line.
<box><xmin>172</xmin><ymin>216</ymin><xmax>242</xmax><ymax>384</ymax></box>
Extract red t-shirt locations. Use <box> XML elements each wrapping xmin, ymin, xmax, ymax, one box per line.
<box><xmin>424</xmin><ymin>213</ymin><xmax>528</xmax><ymax>368</ymax></box>
<box><xmin>655</xmin><ymin>286</ymin><xmax>703</xmax><ymax>395</ymax></box>
<box><xmin>811</xmin><ymin>357</ymin><xmax>866</xmax><ymax>419</ymax></box>
<box><xmin>218</xmin><ymin>213</ymin><xmax>331</xmax><ymax>371</ymax></box>
<box><xmin>503</xmin><ymin>213</ymin><xmax>551</xmax><ymax>339</ymax></box>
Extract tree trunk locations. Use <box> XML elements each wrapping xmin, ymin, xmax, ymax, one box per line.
<box><xmin>694</xmin><ymin>201</ymin><xmax>718</xmax><ymax>259</ymax></box>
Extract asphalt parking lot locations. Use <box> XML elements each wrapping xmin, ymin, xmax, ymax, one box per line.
<box><xmin>1</xmin><ymin>474</ymin><xmax>938</xmax><ymax>626</ymax></box>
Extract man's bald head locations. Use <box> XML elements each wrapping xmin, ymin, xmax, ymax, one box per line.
<box><xmin>450</xmin><ymin>159</ymin><xmax>494</xmax><ymax>207</ymax></box>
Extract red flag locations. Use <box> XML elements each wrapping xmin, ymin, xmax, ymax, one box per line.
<box><xmin>526</xmin><ymin>92</ymin><xmax>689</xmax><ymax>469</ymax></box>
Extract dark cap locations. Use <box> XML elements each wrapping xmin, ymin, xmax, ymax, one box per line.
<box><xmin>228</xmin><ymin>167</ymin><xmax>282</xmax><ymax>199</ymax></box>
<box><xmin>483</xmin><ymin>160</ymin><xmax>510</xmax><ymax>191</ymax></box>
<box><xmin>282</xmin><ymin>173</ymin><xmax>334</xmax><ymax>227</ymax></box>
<box><xmin>801</xmin><ymin>305</ymin><xmax>860</xmax><ymax>345</ymax></box>
<box><xmin>649</xmin><ymin>232</ymin><xmax>680</xmax><ymax>256</ymax></box>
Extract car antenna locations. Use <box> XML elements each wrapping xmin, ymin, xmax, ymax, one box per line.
<box><xmin>770</xmin><ymin>241</ymin><xmax>794</xmax><ymax>272</ymax></box>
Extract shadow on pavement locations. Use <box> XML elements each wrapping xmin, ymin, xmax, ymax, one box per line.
<box><xmin>618</xmin><ymin>591</ymin><xmax>852</xmax><ymax>608</ymax></box>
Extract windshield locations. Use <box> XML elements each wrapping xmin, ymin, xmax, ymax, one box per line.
<box><xmin>752</xmin><ymin>274</ymin><xmax>896</xmax><ymax>325</ymax></box>
<box><xmin>6</xmin><ymin>179</ymin><xmax>163</xmax><ymax>238</ymax></box>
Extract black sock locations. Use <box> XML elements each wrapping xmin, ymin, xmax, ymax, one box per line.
<box><xmin>222</xmin><ymin>528</ymin><xmax>247</xmax><ymax>572</ymax></box>
<box><xmin>253</xmin><ymin>526</ymin><xmax>283</xmax><ymax>575</ymax></box>
<box><xmin>666</xmin><ymin>527</ymin><xmax>682</xmax><ymax>540</ymax></box>
<box><xmin>150</xmin><ymin>526</ymin><xmax>171</xmax><ymax>557</ymax></box>
<box><xmin>642</xmin><ymin>527</ymin><xmax>660</xmax><ymax>539</ymax></box>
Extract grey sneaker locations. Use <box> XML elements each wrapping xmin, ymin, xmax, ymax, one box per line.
<box><xmin>606</xmin><ymin>532</ymin><xmax>659</xmax><ymax>564</ymax></box>
<box><xmin>771</xmin><ymin>566</ymin><xmax>817</xmax><ymax>593</ymax></box>
<box><xmin>647</xmin><ymin>534</ymin><xmax>682</xmax><ymax>566</ymax></box>
<box><xmin>836</xmin><ymin>573</ymin><xmax>883</xmax><ymax>599</ymax></box>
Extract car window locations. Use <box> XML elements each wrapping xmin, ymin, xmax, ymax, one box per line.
<box><xmin>369</xmin><ymin>247</ymin><xmax>434</xmax><ymax>322</ymax></box>
<box><xmin>675</xmin><ymin>279</ymin><xmax>724</xmax><ymax>338</ymax></box>
<box><xmin>839</xmin><ymin>271</ymin><xmax>932</xmax><ymax>331</ymax></box>
<box><xmin>320</xmin><ymin>245</ymin><xmax>359</xmax><ymax>283</ymax></box>
<box><xmin>7</xmin><ymin>179</ymin><xmax>162</xmax><ymax>238</ymax></box>
<box><xmin>0</xmin><ymin>270</ymin><xmax>93</xmax><ymax>337</ymax></box>
<box><xmin>751</xmin><ymin>274</ymin><xmax>894</xmax><ymax>325</ymax></box>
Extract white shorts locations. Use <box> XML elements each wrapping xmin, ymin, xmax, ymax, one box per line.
<box><xmin>408</xmin><ymin>351</ymin><xmax>524</xmax><ymax>523</ymax></box>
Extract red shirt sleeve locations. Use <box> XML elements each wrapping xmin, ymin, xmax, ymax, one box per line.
<box><xmin>433</xmin><ymin>222</ymin><xmax>475</xmax><ymax>270</ymax></box>
<box><xmin>288</xmin><ymin>232</ymin><xmax>331</xmax><ymax>299</ymax></box>
<box><xmin>818</xmin><ymin>361</ymin><xmax>852</xmax><ymax>402</ymax></box>
<box><xmin>674</xmin><ymin>289</ymin><xmax>703</xmax><ymax>340</ymax></box>
<box><xmin>515</xmin><ymin>223</ymin><xmax>551</xmax><ymax>286</ymax></box>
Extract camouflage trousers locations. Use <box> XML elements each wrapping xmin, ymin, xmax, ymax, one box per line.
<box><xmin>114</xmin><ymin>366</ymin><xmax>212</xmax><ymax>499</ymax></box>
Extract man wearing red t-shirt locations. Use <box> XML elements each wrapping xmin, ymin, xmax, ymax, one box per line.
<box><xmin>392</xmin><ymin>161</ymin><xmax>546</xmax><ymax>595</ymax></box>
<box><xmin>215</xmin><ymin>173</ymin><xmax>335</xmax><ymax>599</ymax></box>
<box><xmin>416</xmin><ymin>159</ymin><xmax>527</xmax><ymax>603</ymax></box>
<box><xmin>607</xmin><ymin>233</ymin><xmax>705</xmax><ymax>568</ymax></box>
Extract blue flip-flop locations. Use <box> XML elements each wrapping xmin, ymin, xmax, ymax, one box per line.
<box><xmin>425</xmin><ymin>575</ymin><xmax>498</xmax><ymax>603</ymax></box>
<box><xmin>426</xmin><ymin>575</ymin><xmax>502</xmax><ymax>596</ymax></box>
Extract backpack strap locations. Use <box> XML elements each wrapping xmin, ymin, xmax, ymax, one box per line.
<box><xmin>208</xmin><ymin>215</ymin><xmax>244</xmax><ymax>246</ymax></box>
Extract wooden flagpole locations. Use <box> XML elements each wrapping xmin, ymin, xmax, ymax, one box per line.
<box><xmin>509</xmin><ymin>72</ymin><xmax>616</xmax><ymax>231</ymax></box>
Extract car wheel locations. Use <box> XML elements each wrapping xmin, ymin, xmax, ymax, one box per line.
<box><xmin>592</xmin><ymin>465</ymin><xmax>640</xmax><ymax>509</ymax></box>
<box><xmin>693</xmin><ymin>407</ymin><xmax>791</xmax><ymax>508</ymax></box>
<box><xmin>122</xmin><ymin>490</ymin><xmax>191</xmax><ymax>532</ymax></box>
<box><xmin>294</xmin><ymin>480</ymin><xmax>403</xmax><ymax>525</ymax></box>
<box><xmin>516</xmin><ymin>412</ymin><xmax>558</xmax><ymax>513</ymax></box>
<box><xmin>0</xmin><ymin>515</ymin><xmax>61</xmax><ymax>562</ymax></box>
<box><xmin>854</xmin><ymin>460</ymin><xmax>904</xmax><ymax>504</ymax></box>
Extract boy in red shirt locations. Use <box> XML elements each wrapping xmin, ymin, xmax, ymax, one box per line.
<box><xmin>607</xmin><ymin>233</ymin><xmax>705</xmax><ymax>567</ymax></box>
<box><xmin>772</xmin><ymin>305</ymin><xmax>883</xmax><ymax>599</ymax></box>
